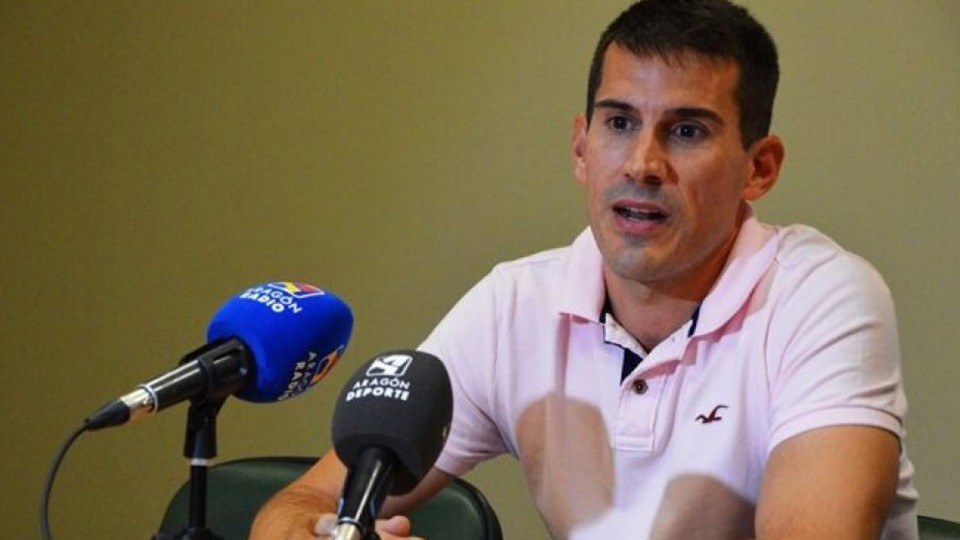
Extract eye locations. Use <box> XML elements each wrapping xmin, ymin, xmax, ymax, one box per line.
<box><xmin>605</xmin><ymin>115</ymin><xmax>636</xmax><ymax>133</ymax></box>
<box><xmin>671</xmin><ymin>122</ymin><xmax>707</xmax><ymax>142</ymax></box>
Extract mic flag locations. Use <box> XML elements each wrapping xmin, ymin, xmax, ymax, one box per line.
<box><xmin>85</xmin><ymin>281</ymin><xmax>352</xmax><ymax>430</ymax></box>
<box><xmin>329</xmin><ymin>350</ymin><xmax>452</xmax><ymax>540</ymax></box>
<box><xmin>332</xmin><ymin>350</ymin><xmax>453</xmax><ymax>494</ymax></box>
<box><xmin>207</xmin><ymin>281</ymin><xmax>352</xmax><ymax>403</ymax></box>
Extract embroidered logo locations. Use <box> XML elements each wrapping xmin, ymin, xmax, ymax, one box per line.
<box><xmin>696</xmin><ymin>404</ymin><xmax>728</xmax><ymax>424</ymax></box>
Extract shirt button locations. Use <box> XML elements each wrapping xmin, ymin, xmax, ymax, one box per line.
<box><xmin>632</xmin><ymin>379</ymin><xmax>648</xmax><ymax>395</ymax></box>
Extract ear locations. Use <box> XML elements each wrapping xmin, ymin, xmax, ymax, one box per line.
<box><xmin>743</xmin><ymin>134</ymin><xmax>785</xmax><ymax>201</ymax></box>
<box><xmin>571</xmin><ymin>113</ymin><xmax>589</xmax><ymax>186</ymax></box>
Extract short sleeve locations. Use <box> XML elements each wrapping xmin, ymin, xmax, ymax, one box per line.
<box><xmin>765</xmin><ymin>250</ymin><xmax>907</xmax><ymax>452</ymax></box>
<box><xmin>419</xmin><ymin>270</ymin><xmax>509</xmax><ymax>476</ymax></box>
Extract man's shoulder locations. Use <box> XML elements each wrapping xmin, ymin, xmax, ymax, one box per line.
<box><xmin>773</xmin><ymin>224</ymin><xmax>881</xmax><ymax>273</ymax></box>
<box><xmin>480</xmin><ymin>245</ymin><xmax>574</xmax><ymax>304</ymax></box>
<box><xmin>765</xmin><ymin>222</ymin><xmax>891</xmax><ymax>297</ymax></box>
<box><xmin>487</xmin><ymin>228</ymin><xmax>594</xmax><ymax>281</ymax></box>
<box><xmin>492</xmin><ymin>244</ymin><xmax>571</xmax><ymax>274</ymax></box>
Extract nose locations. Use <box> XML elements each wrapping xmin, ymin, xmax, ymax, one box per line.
<box><xmin>623</xmin><ymin>130</ymin><xmax>667</xmax><ymax>184</ymax></box>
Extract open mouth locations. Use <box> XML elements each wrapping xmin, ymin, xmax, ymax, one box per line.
<box><xmin>614</xmin><ymin>205</ymin><xmax>667</xmax><ymax>222</ymax></box>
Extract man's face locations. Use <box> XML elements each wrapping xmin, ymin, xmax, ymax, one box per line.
<box><xmin>572</xmin><ymin>45</ymin><xmax>777</xmax><ymax>299</ymax></box>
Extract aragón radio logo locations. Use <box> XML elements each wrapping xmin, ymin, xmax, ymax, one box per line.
<box><xmin>278</xmin><ymin>346</ymin><xmax>344</xmax><ymax>401</ymax></box>
<box><xmin>237</xmin><ymin>281</ymin><xmax>326</xmax><ymax>314</ymax></box>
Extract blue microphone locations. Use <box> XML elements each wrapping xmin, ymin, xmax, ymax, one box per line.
<box><xmin>85</xmin><ymin>281</ymin><xmax>352</xmax><ymax>430</ymax></box>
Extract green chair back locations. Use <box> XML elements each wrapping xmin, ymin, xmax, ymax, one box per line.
<box><xmin>155</xmin><ymin>456</ymin><xmax>503</xmax><ymax>540</ymax></box>
<box><xmin>920</xmin><ymin>515</ymin><xmax>960</xmax><ymax>540</ymax></box>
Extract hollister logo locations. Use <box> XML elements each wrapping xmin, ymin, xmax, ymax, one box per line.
<box><xmin>366</xmin><ymin>354</ymin><xmax>413</xmax><ymax>378</ymax></box>
<box><xmin>696</xmin><ymin>404</ymin><xmax>728</xmax><ymax>424</ymax></box>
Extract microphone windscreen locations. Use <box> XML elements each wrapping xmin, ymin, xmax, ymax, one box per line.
<box><xmin>206</xmin><ymin>281</ymin><xmax>353</xmax><ymax>403</ymax></box>
<box><xmin>332</xmin><ymin>350</ymin><xmax>452</xmax><ymax>494</ymax></box>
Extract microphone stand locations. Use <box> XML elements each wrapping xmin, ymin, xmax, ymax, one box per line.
<box><xmin>153</xmin><ymin>345</ymin><xmax>249</xmax><ymax>540</ymax></box>
<box><xmin>176</xmin><ymin>397</ymin><xmax>227</xmax><ymax>540</ymax></box>
<box><xmin>151</xmin><ymin>397</ymin><xmax>226</xmax><ymax>540</ymax></box>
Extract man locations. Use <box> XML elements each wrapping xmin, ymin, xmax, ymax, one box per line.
<box><xmin>252</xmin><ymin>0</ymin><xmax>918</xmax><ymax>538</ymax></box>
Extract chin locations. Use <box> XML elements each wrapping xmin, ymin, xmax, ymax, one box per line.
<box><xmin>606</xmin><ymin>251</ymin><xmax>661</xmax><ymax>283</ymax></box>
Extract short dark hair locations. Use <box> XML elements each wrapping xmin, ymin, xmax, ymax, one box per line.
<box><xmin>586</xmin><ymin>0</ymin><xmax>779</xmax><ymax>148</ymax></box>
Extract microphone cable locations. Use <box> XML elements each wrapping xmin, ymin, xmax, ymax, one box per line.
<box><xmin>40</xmin><ymin>423</ymin><xmax>88</xmax><ymax>540</ymax></box>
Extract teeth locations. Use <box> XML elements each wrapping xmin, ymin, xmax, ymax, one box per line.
<box><xmin>616</xmin><ymin>207</ymin><xmax>663</xmax><ymax>220</ymax></box>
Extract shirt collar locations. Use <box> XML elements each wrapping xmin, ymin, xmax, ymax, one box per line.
<box><xmin>693</xmin><ymin>210</ymin><xmax>778</xmax><ymax>337</ymax></box>
<box><xmin>557</xmin><ymin>207</ymin><xmax>779</xmax><ymax>337</ymax></box>
<box><xmin>557</xmin><ymin>227</ymin><xmax>606</xmax><ymax>323</ymax></box>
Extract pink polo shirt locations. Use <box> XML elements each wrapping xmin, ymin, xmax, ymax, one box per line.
<box><xmin>420</xmin><ymin>213</ymin><xmax>918</xmax><ymax>539</ymax></box>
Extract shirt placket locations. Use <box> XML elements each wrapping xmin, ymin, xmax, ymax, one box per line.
<box><xmin>612</xmin><ymin>328</ymin><xmax>689</xmax><ymax>452</ymax></box>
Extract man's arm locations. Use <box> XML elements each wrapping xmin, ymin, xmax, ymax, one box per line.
<box><xmin>754</xmin><ymin>425</ymin><xmax>900</xmax><ymax>539</ymax></box>
<box><xmin>250</xmin><ymin>449</ymin><xmax>454</xmax><ymax>540</ymax></box>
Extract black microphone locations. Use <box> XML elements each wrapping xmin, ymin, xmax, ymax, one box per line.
<box><xmin>84</xmin><ymin>282</ymin><xmax>353</xmax><ymax>430</ymax></box>
<box><xmin>330</xmin><ymin>350</ymin><xmax>453</xmax><ymax>540</ymax></box>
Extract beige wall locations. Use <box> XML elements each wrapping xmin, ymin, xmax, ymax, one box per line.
<box><xmin>2</xmin><ymin>2</ymin><xmax>957</xmax><ymax>538</ymax></box>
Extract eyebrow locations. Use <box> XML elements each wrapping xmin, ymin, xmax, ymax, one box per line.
<box><xmin>594</xmin><ymin>99</ymin><xmax>725</xmax><ymax>126</ymax></box>
<box><xmin>594</xmin><ymin>98</ymin><xmax>635</xmax><ymax>113</ymax></box>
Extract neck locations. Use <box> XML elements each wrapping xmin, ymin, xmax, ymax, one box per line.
<box><xmin>604</xmin><ymin>206</ymin><xmax>746</xmax><ymax>349</ymax></box>
<box><xmin>605</xmin><ymin>279</ymin><xmax>700</xmax><ymax>350</ymax></box>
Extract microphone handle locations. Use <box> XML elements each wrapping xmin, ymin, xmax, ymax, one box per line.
<box><xmin>334</xmin><ymin>446</ymin><xmax>396</xmax><ymax>540</ymax></box>
<box><xmin>147</xmin><ymin>337</ymin><xmax>250</xmax><ymax>411</ymax></box>
<box><xmin>84</xmin><ymin>338</ymin><xmax>251</xmax><ymax>430</ymax></box>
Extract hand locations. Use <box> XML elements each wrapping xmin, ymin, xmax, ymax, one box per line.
<box><xmin>314</xmin><ymin>513</ymin><xmax>424</xmax><ymax>540</ymax></box>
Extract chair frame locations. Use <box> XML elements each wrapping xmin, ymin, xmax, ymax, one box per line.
<box><xmin>156</xmin><ymin>456</ymin><xmax>503</xmax><ymax>540</ymax></box>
